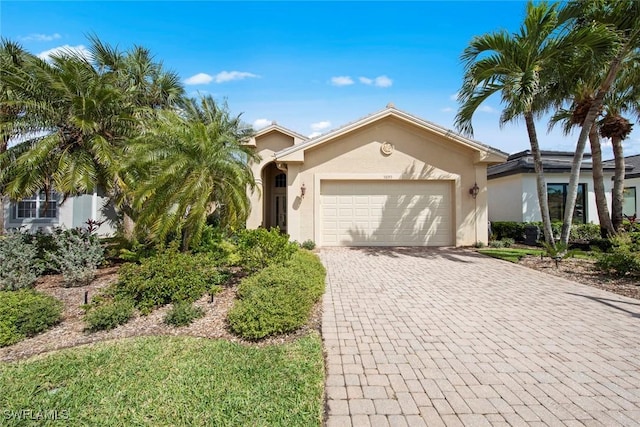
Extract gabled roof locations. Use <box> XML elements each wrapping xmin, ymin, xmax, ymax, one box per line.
<box><xmin>244</xmin><ymin>123</ymin><xmax>309</xmax><ymax>147</ymax></box>
<box><xmin>621</xmin><ymin>154</ymin><xmax>640</xmax><ymax>179</ymax></box>
<box><xmin>273</xmin><ymin>105</ymin><xmax>508</xmax><ymax>164</ymax></box>
<box><xmin>488</xmin><ymin>150</ymin><xmax>620</xmax><ymax>179</ymax></box>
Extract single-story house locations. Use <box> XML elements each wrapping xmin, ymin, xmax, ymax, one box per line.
<box><xmin>487</xmin><ymin>150</ymin><xmax>633</xmax><ymax>225</ymax></box>
<box><xmin>2</xmin><ymin>189</ymin><xmax>117</xmax><ymax>235</ymax></box>
<box><xmin>245</xmin><ymin>104</ymin><xmax>507</xmax><ymax>246</ymax></box>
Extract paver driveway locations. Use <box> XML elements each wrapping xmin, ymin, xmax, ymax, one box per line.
<box><xmin>321</xmin><ymin>248</ymin><xmax>640</xmax><ymax>427</ymax></box>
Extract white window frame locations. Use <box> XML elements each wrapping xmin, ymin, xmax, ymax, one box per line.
<box><xmin>14</xmin><ymin>191</ymin><xmax>58</xmax><ymax>220</ymax></box>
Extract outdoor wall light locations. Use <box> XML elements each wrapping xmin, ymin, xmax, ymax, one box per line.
<box><xmin>469</xmin><ymin>182</ymin><xmax>480</xmax><ymax>199</ymax></box>
<box><xmin>300</xmin><ymin>183</ymin><xmax>306</xmax><ymax>198</ymax></box>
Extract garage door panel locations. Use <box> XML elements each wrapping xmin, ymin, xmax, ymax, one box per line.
<box><xmin>320</xmin><ymin>180</ymin><xmax>453</xmax><ymax>246</ymax></box>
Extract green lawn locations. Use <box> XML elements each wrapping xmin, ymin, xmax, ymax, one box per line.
<box><xmin>0</xmin><ymin>334</ymin><xmax>324</xmax><ymax>426</ymax></box>
<box><xmin>478</xmin><ymin>247</ymin><xmax>543</xmax><ymax>263</ymax></box>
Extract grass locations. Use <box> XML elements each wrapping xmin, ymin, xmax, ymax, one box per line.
<box><xmin>478</xmin><ymin>247</ymin><xmax>543</xmax><ymax>263</ymax></box>
<box><xmin>0</xmin><ymin>333</ymin><xmax>324</xmax><ymax>426</ymax></box>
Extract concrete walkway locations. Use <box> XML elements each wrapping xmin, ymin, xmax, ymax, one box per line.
<box><xmin>321</xmin><ymin>248</ymin><xmax>640</xmax><ymax>427</ymax></box>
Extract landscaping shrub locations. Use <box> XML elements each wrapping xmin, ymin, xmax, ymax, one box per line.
<box><xmin>191</xmin><ymin>225</ymin><xmax>240</xmax><ymax>266</ymax></box>
<box><xmin>490</xmin><ymin>222</ymin><xmax>526</xmax><ymax>241</ymax></box>
<box><xmin>569</xmin><ymin>223</ymin><xmax>601</xmax><ymax>242</ymax></box>
<box><xmin>488</xmin><ymin>240</ymin><xmax>505</xmax><ymax>248</ymax></box>
<box><xmin>228</xmin><ymin>249</ymin><xmax>326</xmax><ymax>340</ymax></box>
<box><xmin>84</xmin><ymin>298</ymin><xmax>135</xmax><ymax>332</ymax></box>
<box><xmin>0</xmin><ymin>289</ymin><xmax>63</xmax><ymax>347</ymax></box>
<box><xmin>46</xmin><ymin>229</ymin><xmax>104</xmax><ymax>287</ymax></box>
<box><xmin>595</xmin><ymin>248</ymin><xmax>640</xmax><ymax>276</ymax></box>
<box><xmin>300</xmin><ymin>239</ymin><xmax>316</xmax><ymax>250</ymax></box>
<box><xmin>236</xmin><ymin>227</ymin><xmax>298</xmax><ymax>273</ymax></box>
<box><xmin>113</xmin><ymin>249</ymin><xmax>224</xmax><ymax>314</ymax></box>
<box><xmin>0</xmin><ymin>231</ymin><xmax>44</xmax><ymax>290</ymax></box>
<box><xmin>164</xmin><ymin>301</ymin><xmax>205</xmax><ymax>327</ymax></box>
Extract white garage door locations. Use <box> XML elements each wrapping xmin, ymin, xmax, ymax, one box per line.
<box><xmin>320</xmin><ymin>180</ymin><xmax>453</xmax><ymax>246</ymax></box>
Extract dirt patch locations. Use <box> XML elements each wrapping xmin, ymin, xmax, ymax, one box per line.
<box><xmin>518</xmin><ymin>255</ymin><xmax>640</xmax><ymax>300</ymax></box>
<box><xmin>1</xmin><ymin>267</ymin><xmax>322</xmax><ymax>362</ymax></box>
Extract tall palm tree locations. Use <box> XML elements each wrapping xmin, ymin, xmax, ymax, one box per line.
<box><xmin>559</xmin><ymin>0</ymin><xmax>640</xmax><ymax>245</ymax></box>
<box><xmin>456</xmin><ymin>1</ymin><xmax>600</xmax><ymax>245</ymax></box>
<box><xmin>599</xmin><ymin>55</ymin><xmax>639</xmax><ymax>231</ymax></box>
<box><xmin>126</xmin><ymin>96</ymin><xmax>259</xmax><ymax>249</ymax></box>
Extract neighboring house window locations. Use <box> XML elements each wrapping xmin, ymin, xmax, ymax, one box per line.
<box><xmin>14</xmin><ymin>191</ymin><xmax>58</xmax><ymax>219</ymax></box>
<box><xmin>275</xmin><ymin>173</ymin><xmax>286</xmax><ymax>188</ymax></box>
<box><xmin>547</xmin><ymin>183</ymin><xmax>586</xmax><ymax>224</ymax></box>
<box><xmin>623</xmin><ymin>187</ymin><xmax>636</xmax><ymax>217</ymax></box>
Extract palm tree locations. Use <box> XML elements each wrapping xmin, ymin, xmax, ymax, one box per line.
<box><xmin>0</xmin><ymin>37</ymin><xmax>184</xmax><ymax>235</ymax></box>
<box><xmin>456</xmin><ymin>1</ymin><xmax>595</xmax><ymax>245</ymax></box>
<box><xmin>126</xmin><ymin>96</ymin><xmax>259</xmax><ymax>249</ymax></box>
<box><xmin>559</xmin><ymin>0</ymin><xmax>640</xmax><ymax>245</ymax></box>
<box><xmin>598</xmin><ymin>55</ymin><xmax>639</xmax><ymax>231</ymax></box>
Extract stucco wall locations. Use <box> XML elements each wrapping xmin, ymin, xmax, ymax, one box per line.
<box><xmin>286</xmin><ymin>116</ymin><xmax>488</xmax><ymax>246</ymax></box>
<box><xmin>487</xmin><ymin>175</ymin><xmax>525</xmax><ymax>222</ymax></box>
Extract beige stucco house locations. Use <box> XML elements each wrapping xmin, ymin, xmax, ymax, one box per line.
<box><xmin>245</xmin><ymin>105</ymin><xmax>507</xmax><ymax>247</ymax></box>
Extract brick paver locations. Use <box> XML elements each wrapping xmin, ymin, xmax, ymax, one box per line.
<box><xmin>321</xmin><ymin>248</ymin><xmax>640</xmax><ymax>426</ymax></box>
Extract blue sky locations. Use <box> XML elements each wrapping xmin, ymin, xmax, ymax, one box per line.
<box><xmin>2</xmin><ymin>1</ymin><xmax>638</xmax><ymax>157</ymax></box>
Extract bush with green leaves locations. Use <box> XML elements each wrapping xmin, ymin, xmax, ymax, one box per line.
<box><xmin>569</xmin><ymin>223</ymin><xmax>602</xmax><ymax>241</ymax></box>
<box><xmin>46</xmin><ymin>229</ymin><xmax>104</xmax><ymax>287</ymax></box>
<box><xmin>164</xmin><ymin>301</ymin><xmax>205</xmax><ymax>327</ymax></box>
<box><xmin>191</xmin><ymin>225</ymin><xmax>240</xmax><ymax>265</ymax></box>
<box><xmin>112</xmin><ymin>249</ymin><xmax>224</xmax><ymax>314</ymax></box>
<box><xmin>595</xmin><ymin>248</ymin><xmax>640</xmax><ymax>276</ymax></box>
<box><xmin>490</xmin><ymin>222</ymin><xmax>526</xmax><ymax>241</ymax></box>
<box><xmin>0</xmin><ymin>289</ymin><xmax>63</xmax><ymax>347</ymax></box>
<box><xmin>84</xmin><ymin>297</ymin><xmax>135</xmax><ymax>332</ymax></box>
<box><xmin>0</xmin><ymin>231</ymin><xmax>44</xmax><ymax>290</ymax></box>
<box><xmin>236</xmin><ymin>227</ymin><xmax>298</xmax><ymax>273</ymax></box>
<box><xmin>228</xmin><ymin>249</ymin><xmax>326</xmax><ymax>340</ymax></box>
<box><xmin>300</xmin><ymin>239</ymin><xmax>316</xmax><ymax>250</ymax></box>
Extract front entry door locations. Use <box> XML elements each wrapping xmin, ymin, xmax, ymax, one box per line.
<box><xmin>272</xmin><ymin>191</ymin><xmax>287</xmax><ymax>232</ymax></box>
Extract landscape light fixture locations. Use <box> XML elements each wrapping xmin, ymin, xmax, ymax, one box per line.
<box><xmin>300</xmin><ymin>183</ymin><xmax>306</xmax><ymax>198</ymax></box>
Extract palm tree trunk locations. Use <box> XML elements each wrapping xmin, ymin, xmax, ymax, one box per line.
<box><xmin>525</xmin><ymin>113</ymin><xmax>554</xmax><ymax>245</ymax></box>
<box><xmin>611</xmin><ymin>135</ymin><xmax>625</xmax><ymax>231</ymax></box>
<box><xmin>561</xmin><ymin>55</ymin><xmax>625</xmax><ymax>246</ymax></box>
<box><xmin>589</xmin><ymin>125</ymin><xmax>615</xmax><ymax>237</ymax></box>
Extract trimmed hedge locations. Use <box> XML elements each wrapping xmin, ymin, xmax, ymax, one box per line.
<box><xmin>228</xmin><ymin>250</ymin><xmax>326</xmax><ymax>340</ymax></box>
<box><xmin>490</xmin><ymin>221</ymin><xmax>602</xmax><ymax>243</ymax></box>
<box><xmin>84</xmin><ymin>298</ymin><xmax>135</xmax><ymax>332</ymax></box>
<box><xmin>236</xmin><ymin>228</ymin><xmax>298</xmax><ymax>273</ymax></box>
<box><xmin>0</xmin><ymin>290</ymin><xmax>63</xmax><ymax>347</ymax></box>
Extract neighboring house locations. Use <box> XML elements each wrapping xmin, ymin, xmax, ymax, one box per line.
<box><xmin>621</xmin><ymin>154</ymin><xmax>640</xmax><ymax>218</ymax></box>
<box><xmin>245</xmin><ymin>105</ymin><xmax>507</xmax><ymax>246</ymax></box>
<box><xmin>2</xmin><ymin>188</ymin><xmax>117</xmax><ymax>236</ymax></box>
<box><xmin>487</xmin><ymin>150</ymin><xmax>618</xmax><ymax>225</ymax></box>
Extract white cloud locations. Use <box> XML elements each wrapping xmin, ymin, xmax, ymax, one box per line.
<box><xmin>184</xmin><ymin>73</ymin><xmax>214</xmax><ymax>85</ymax></box>
<box><xmin>373</xmin><ymin>75</ymin><xmax>393</xmax><ymax>88</ymax></box>
<box><xmin>253</xmin><ymin>118</ymin><xmax>271</xmax><ymax>129</ymax></box>
<box><xmin>479</xmin><ymin>105</ymin><xmax>497</xmax><ymax>113</ymax></box>
<box><xmin>308</xmin><ymin>131</ymin><xmax>322</xmax><ymax>138</ymax></box>
<box><xmin>441</xmin><ymin>107</ymin><xmax>454</xmax><ymax>113</ymax></box>
<box><xmin>450</xmin><ymin>92</ymin><xmax>459</xmax><ymax>101</ymax></box>
<box><xmin>330</xmin><ymin>76</ymin><xmax>354</xmax><ymax>86</ymax></box>
<box><xmin>37</xmin><ymin>45</ymin><xmax>91</xmax><ymax>61</ymax></box>
<box><xmin>359</xmin><ymin>75</ymin><xmax>393</xmax><ymax>88</ymax></box>
<box><xmin>214</xmin><ymin>71</ymin><xmax>258</xmax><ymax>83</ymax></box>
<box><xmin>310</xmin><ymin>120</ymin><xmax>331</xmax><ymax>131</ymax></box>
<box><xmin>21</xmin><ymin>33</ymin><xmax>62</xmax><ymax>42</ymax></box>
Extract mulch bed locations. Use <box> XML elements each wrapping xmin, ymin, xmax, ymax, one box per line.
<box><xmin>0</xmin><ymin>266</ymin><xmax>322</xmax><ymax>362</ymax></box>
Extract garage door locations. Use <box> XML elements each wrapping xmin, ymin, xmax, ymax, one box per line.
<box><xmin>320</xmin><ymin>180</ymin><xmax>453</xmax><ymax>246</ymax></box>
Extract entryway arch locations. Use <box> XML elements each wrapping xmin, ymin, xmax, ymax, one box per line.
<box><xmin>261</xmin><ymin>162</ymin><xmax>287</xmax><ymax>232</ymax></box>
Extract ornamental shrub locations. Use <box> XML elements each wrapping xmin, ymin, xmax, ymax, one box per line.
<box><xmin>113</xmin><ymin>249</ymin><xmax>224</xmax><ymax>314</ymax></box>
<box><xmin>0</xmin><ymin>231</ymin><xmax>44</xmax><ymax>290</ymax></box>
<box><xmin>0</xmin><ymin>289</ymin><xmax>63</xmax><ymax>347</ymax></box>
<box><xmin>569</xmin><ymin>223</ymin><xmax>601</xmax><ymax>242</ymax></box>
<box><xmin>236</xmin><ymin>227</ymin><xmax>298</xmax><ymax>273</ymax></box>
<box><xmin>228</xmin><ymin>249</ymin><xmax>326</xmax><ymax>340</ymax></box>
<box><xmin>84</xmin><ymin>297</ymin><xmax>135</xmax><ymax>332</ymax></box>
<box><xmin>490</xmin><ymin>222</ymin><xmax>526</xmax><ymax>241</ymax></box>
<box><xmin>46</xmin><ymin>229</ymin><xmax>104</xmax><ymax>287</ymax></box>
<box><xmin>595</xmin><ymin>248</ymin><xmax>640</xmax><ymax>276</ymax></box>
<box><xmin>164</xmin><ymin>301</ymin><xmax>205</xmax><ymax>327</ymax></box>
<box><xmin>300</xmin><ymin>239</ymin><xmax>316</xmax><ymax>250</ymax></box>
